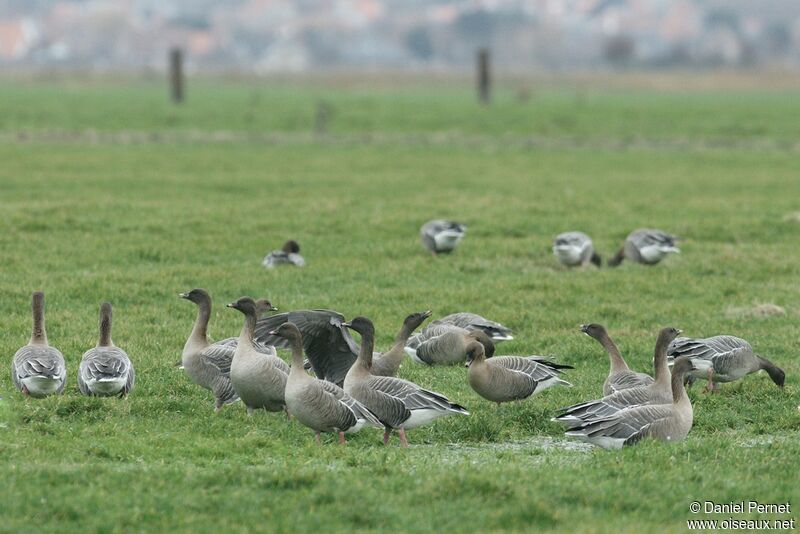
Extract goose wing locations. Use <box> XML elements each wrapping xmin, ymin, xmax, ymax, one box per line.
<box><xmin>555</xmin><ymin>384</ymin><xmax>655</xmax><ymax>425</ymax></box>
<box><xmin>318</xmin><ymin>380</ymin><xmax>382</xmax><ymax>428</ymax></box>
<box><xmin>13</xmin><ymin>346</ymin><xmax>66</xmax><ymax>381</ymax></box>
<box><xmin>201</xmin><ymin>344</ymin><xmax>236</xmax><ymax>377</ymax></box>
<box><xmin>368</xmin><ymin>376</ymin><xmax>468</xmax><ymax>415</ymax></box>
<box><xmin>439</xmin><ymin>312</ymin><xmax>513</xmax><ymax>341</ymax></box>
<box><xmin>566</xmin><ymin>404</ymin><xmax>675</xmax><ymax>448</ymax></box>
<box><xmin>630</xmin><ymin>229</ymin><xmax>678</xmax><ymax>249</ymax></box>
<box><xmin>668</xmin><ymin>335</ymin><xmax>754</xmax><ymax>376</ymax></box>
<box><xmin>608</xmin><ymin>371</ymin><xmax>654</xmax><ymax>394</ymax></box>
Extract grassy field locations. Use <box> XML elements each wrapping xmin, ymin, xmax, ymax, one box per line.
<box><xmin>1</xmin><ymin>75</ymin><xmax>799</xmax><ymax>533</ymax></box>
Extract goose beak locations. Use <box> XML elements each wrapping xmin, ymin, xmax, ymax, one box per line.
<box><xmin>580</xmin><ymin>324</ymin><xmax>589</xmax><ymax>334</ymax></box>
<box><xmin>677</xmin><ymin>329</ymin><xmax>683</xmax><ymax>335</ymax></box>
<box><xmin>226</xmin><ymin>302</ymin><xmax>236</xmax><ymax>309</ymax></box>
<box><xmin>465</xmin><ymin>360</ymin><xmax>471</xmax><ymax>368</ymax></box>
<box><xmin>268</xmin><ymin>329</ymin><xmax>279</xmax><ymax>336</ymax></box>
<box><xmin>423</xmin><ymin>310</ymin><xmax>433</xmax><ymax>318</ymax></box>
<box><xmin>270</xmin><ymin>306</ymin><xmax>278</xmax><ymax>312</ymax></box>
<box><xmin>179</xmin><ymin>293</ymin><xmax>189</xmax><ymax>299</ymax></box>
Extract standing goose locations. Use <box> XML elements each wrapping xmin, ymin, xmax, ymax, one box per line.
<box><xmin>554</xmin><ymin>327</ymin><xmax>681</xmax><ymax>427</ymax></box>
<box><xmin>180</xmin><ymin>289</ymin><xmax>279</xmax><ymax>411</ymax></box>
<box><xmin>78</xmin><ymin>302</ymin><xmax>135</xmax><ymax>397</ymax></box>
<box><xmin>405</xmin><ymin>322</ymin><xmax>495</xmax><ymax>365</ymax></box>
<box><xmin>343</xmin><ymin>317</ymin><xmax>469</xmax><ymax>447</ymax></box>
<box><xmin>564</xmin><ymin>357</ymin><xmax>696</xmax><ymax>449</ymax></box>
<box><xmin>465</xmin><ymin>342</ymin><xmax>572</xmax><ymax>405</ymax></box>
<box><xmin>581</xmin><ymin>324</ymin><xmax>654</xmax><ymax>395</ymax></box>
<box><xmin>269</xmin><ymin>323</ymin><xmax>381</xmax><ymax>443</ymax></box>
<box><xmin>667</xmin><ymin>335</ymin><xmax>785</xmax><ymax>392</ymax></box>
<box><xmin>228</xmin><ymin>297</ymin><xmax>289</xmax><ymax>416</ymax></box>
<box><xmin>254</xmin><ymin>309</ymin><xmax>432</xmax><ymax>384</ymax></box>
<box><xmin>437</xmin><ymin>312</ymin><xmax>514</xmax><ymax>342</ymax></box>
<box><xmin>608</xmin><ymin>229</ymin><xmax>680</xmax><ymax>267</ymax></box>
<box><xmin>11</xmin><ymin>291</ymin><xmax>66</xmax><ymax>398</ymax></box>
<box><xmin>263</xmin><ymin>240</ymin><xmax>306</xmax><ymax>268</ymax></box>
<box><xmin>553</xmin><ymin>231</ymin><xmax>601</xmax><ymax>267</ymax></box>
<box><xmin>420</xmin><ymin>220</ymin><xmax>467</xmax><ymax>255</ymax></box>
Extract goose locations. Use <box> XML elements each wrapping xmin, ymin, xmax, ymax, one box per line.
<box><xmin>263</xmin><ymin>240</ymin><xmax>305</xmax><ymax>268</ymax></box>
<box><xmin>254</xmin><ymin>309</ymin><xmax>432</xmax><ymax>384</ymax></box>
<box><xmin>608</xmin><ymin>229</ymin><xmax>680</xmax><ymax>266</ymax></box>
<box><xmin>420</xmin><ymin>220</ymin><xmax>466</xmax><ymax>255</ymax></box>
<box><xmin>581</xmin><ymin>324</ymin><xmax>654</xmax><ymax>395</ymax></box>
<box><xmin>342</xmin><ymin>317</ymin><xmax>469</xmax><ymax>447</ymax></box>
<box><xmin>553</xmin><ymin>231</ymin><xmax>601</xmax><ymax>267</ymax></box>
<box><xmin>565</xmin><ymin>356</ymin><xmax>696</xmax><ymax>449</ymax></box>
<box><xmin>228</xmin><ymin>297</ymin><xmax>289</xmax><ymax>416</ymax></box>
<box><xmin>465</xmin><ymin>342</ymin><xmax>572</xmax><ymax>405</ymax></box>
<box><xmin>555</xmin><ymin>327</ymin><xmax>681</xmax><ymax>427</ymax></box>
<box><xmin>667</xmin><ymin>335</ymin><xmax>785</xmax><ymax>392</ymax></box>
<box><xmin>268</xmin><ymin>323</ymin><xmax>382</xmax><ymax>443</ymax></box>
<box><xmin>180</xmin><ymin>289</ymin><xmax>279</xmax><ymax>411</ymax></box>
<box><xmin>11</xmin><ymin>291</ymin><xmax>66</xmax><ymax>398</ymax></box>
<box><xmin>405</xmin><ymin>321</ymin><xmax>495</xmax><ymax>365</ymax></box>
<box><xmin>78</xmin><ymin>302</ymin><xmax>135</xmax><ymax>397</ymax></box>
<box><xmin>437</xmin><ymin>312</ymin><xmax>514</xmax><ymax>342</ymax></box>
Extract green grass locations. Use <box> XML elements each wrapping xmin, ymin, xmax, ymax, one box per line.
<box><xmin>1</xmin><ymin>78</ymin><xmax>799</xmax><ymax>533</ymax></box>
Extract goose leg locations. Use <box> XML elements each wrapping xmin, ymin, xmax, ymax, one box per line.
<box><xmin>215</xmin><ymin>398</ymin><xmax>223</xmax><ymax>412</ymax></box>
<box><xmin>704</xmin><ymin>368</ymin><xmax>715</xmax><ymax>393</ymax></box>
<box><xmin>383</xmin><ymin>429</ymin><xmax>392</xmax><ymax>445</ymax></box>
<box><xmin>21</xmin><ymin>386</ymin><xmax>29</xmax><ymax>397</ymax></box>
<box><xmin>284</xmin><ymin>406</ymin><xmax>292</xmax><ymax>420</ymax></box>
<box><xmin>338</xmin><ymin>432</ymin><xmax>346</xmax><ymax>445</ymax></box>
<box><xmin>398</xmin><ymin>428</ymin><xmax>409</xmax><ymax>448</ymax></box>
<box><xmin>247</xmin><ymin>406</ymin><xmax>254</xmax><ymax>417</ymax></box>
<box><xmin>315</xmin><ymin>431</ymin><xmax>321</xmax><ymax>444</ymax></box>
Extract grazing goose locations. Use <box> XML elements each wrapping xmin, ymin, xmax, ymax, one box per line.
<box><xmin>553</xmin><ymin>231</ymin><xmax>601</xmax><ymax>267</ymax></box>
<box><xmin>11</xmin><ymin>291</ymin><xmax>66</xmax><ymax>398</ymax></box>
<box><xmin>581</xmin><ymin>324</ymin><xmax>654</xmax><ymax>395</ymax></box>
<box><xmin>465</xmin><ymin>342</ymin><xmax>572</xmax><ymax>405</ymax></box>
<box><xmin>608</xmin><ymin>229</ymin><xmax>680</xmax><ymax>267</ymax></box>
<box><xmin>420</xmin><ymin>219</ymin><xmax>467</xmax><ymax>255</ymax></box>
<box><xmin>405</xmin><ymin>322</ymin><xmax>495</xmax><ymax>365</ymax></box>
<box><xmin>78</xmin><ymin>302</ymin><xmax>135</xmax><ymax>397</ymax></box>
<box><xmin>343</xmin><ymin>317</ymin><xmax>469</xmax><ymax>447</ymax></box>
<box><xmin>437</xmin><ymin>312</ymin><xmax>514</xmax><ymax>342</ymax></box>
<box><xmin>263</xmin><ymin>240</ymin><xmax>305</xmax><ymax>268</ymax></box>
<box><xmin>555</xmin><ymin>327</ymin><xmax>681</xmax><ymax>428</ymax></box>
<box><xmin>667</xmin><ymin>335</ymin><xmax>785</xmax><ymax>392</ymax></box>
<box><xmin>180</xmin><ymin>289</ymin><xmax>279</xmax><ymax>411</ymax></box>
<box><xmin>565</xmin><ymin>356</ymin><xmax>696</xmax><ymax>449</ymax></box>
<box><xmin>254</xmin><ymin>309</ymin><xmax>431</xmax><ymax>384</ymax></box>
<box><xmin>228</xmin><ymin>297</ymin><xmax>289</xmax><ymax>415</ymax></box>
<box><xmin>269</xmin><ymin>323</ymin><xmax>381</xmax><ymax>443</ymax></box>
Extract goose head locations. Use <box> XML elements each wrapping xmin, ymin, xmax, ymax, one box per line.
<box><xmin>282</xmin><ymin>240</ymin><xmax>300</xmax><ymax>254</ymax></box>
<box><xmin>341</xmin><ymin>316</ymin><xmax>375</xmax><ymax>338</ymax></box>
<box><xmin>671</xmin><ymin>356</ymin><xmax>696</xmax><ymax>376</ymax></box>
<box><xmin>464</xmin><ymin>341</ymin><xmax>485</xmax><ymax>367</ymax></box>
<box><xmin>268</xmin><ymin>322</ymin><xmax>302</xmax><ymax>343</ymax></box>
<box><xmin>255</xmin><ymin>299</ymin><xmax>279</xmax><ymax>314</ymax></box>
<box><xmin>467</xmin><ymin>330</ymin><xmax>495</xmax><ymax>358</ymax></box>
<box><xmin>404</xmin><ymin>310</ymin><xmax>432</xmax><ymax>331</ymax></box>
<box><xmin>179</xmin><ymin>288</ymin><xmax>211</xmax><ymax>305</ymax></box>
<box><xmin>657</xmin><ymin>327</ymin><xmax>682</xmax><ymax>346</ymax></box>
<box><xmin>580</xmin><ymin>323</ymin><xmax>607</xmax><ymax>341</ymax></box>
<box><xmin>226</xmin><ymin>296</ymin><xmax>258</xmax><ymax>316</ymax></box>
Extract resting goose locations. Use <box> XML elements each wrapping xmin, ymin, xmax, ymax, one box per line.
<box><xmin>581</xmin><ymin>324</ymin><xmax>654</xmax><ymax>395</ymax></box>
<box><xmin>555</xmin><ymin>327</ymin><xmax>681</xmax><ymax>427</ymax></box>
<box><xmin>11</xmin><ymin>291</ymin><xmax>66</xmax><ymax>398</ymax></box>
<box><xmin>465</xmin><ymin>342</ymin><xmax>572</xmax><ymax>405</ymax></box>
<box><xmin>553</xmin><ymin>231</ymin><xmax>601</xmax><ymax>267</ymax></box>
<box><xmin>667</xmin><ymin>335</ymin><xmax>785</xmax><ymax>392</ymax></box>
<box><xmin>78</xmin><ymin>302</ymin><xmax>135</xmax><ymax>397</ymax></box>
<box><xmin>437</xmin><ymin>312</ymin><xmax>514</xmax><ymax>342</ymax></box>
<box><xmin>405</xmin><ymin>322</ymin><xmax>495</xmax><ymax>365</ymax></box>
<box><xmin>269</xmin><ymin>323</ymin><xmax>381</xmax><ymax>443</ymax></box>
<box><xmin>343</xmin><ymin>317</ymin><xmax>469</xmax><ymax>447</ymax></box>
<box><xmin>608</xmin><ymin>229</ymin><xmax>680</xmax><ymax>267</ymax></box>
<box><xmin>254</xmin><ymin>309</ymin><xmax>431</xmax><ymax>384</ymax></box>
<box><xmin>420</xmin><ymin>219</ymin><xmax>467</xmax><ymax>255</ymax></box>
<box><xmin>228</xmin><ymin>297</ymin><xmax>289</xmax><ymax>415</ymax></box>
<box><xmin>565</xmin><ymin>356</ymin><xmax>696</xmax><ymax>449</ymax></box>
<box><xmin>263</xmin><ymin>240</ymin><xmax>305</xmax><ymax>268</ymax></box>
<box><xmin>180</xmin><ymin>289</ymin><xmax>278</xmax><ymax>411</ymax></box>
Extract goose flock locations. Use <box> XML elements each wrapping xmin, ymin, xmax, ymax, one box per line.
<box><xmin>9</xmin><ymin>221</ymin><xmax>787</xmax><ymax>449</ymax></box>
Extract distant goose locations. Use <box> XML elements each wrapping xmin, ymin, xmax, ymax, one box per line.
<box><xmin>564</xmin><ymin>356</ymin><xmax>696</xmax><ymax>449</ymax></box>
<box><xmin>254</xmin><ymin>309</ymin><xmax>432</xmax><ymax>384</ymax></box>
<box><xmin>437</xmin><ymin>312</ymin><xmax>514</xmax><ymax>342</ymax></box>
<box><xmin>11</xmin><ymin>292</ymin><xmax>66</xmax><ymax>398</ymax></box>
<box><xmin>420</xmin><ymin>220</ymin><xmax>466</xmax><ymax>255</ymax></box>
<box><xmin>581</xmin><ymin>324</ymin><xmax>654</xmax><ymax>395</ymax></box>
<box><xmin>263</xmin><ymin>240</ymin><xmax>305</xmax><ymax>268</ymax></box>
<box><xmin>180</xmin><ymin>289</ymin><xmax>278</xmax><ymax>411</ymax></box>
<box><xmin>608</xmin><ymin>229</ymin><xmax>680</xmax><ymax>266</ymax></box>
<box><xmin>78</xmin><ymin>302</ymin><xmax>135</xmax><ymax>397</ymax></box>
<box><xmin>405</xmin><ymin>322</ymin><xmax>495</xmax><ymax>365</ymax></box>
<box><xmin>555</xmin><ymin>327</ymin><xmax>681</xmax><ymax>428</ymax></box>
<box><xmin>228</xmin><ymin>297</ymin><xmax>289</xmax><ymax>416</ymax></box>
<box><xmin>465</xmin><ymin>342</ymin><xmax>572</xmax><ymax>405</ymax></box>
<box><xmin>343</xmin><ymin>317</ymin><xmax>469</xmax><ymax>447</ymax></box>
<box><xmin>269</xmin><ymin>323</ymin><xmax>382</xmax><ymax>443</ymax></box>
<box><xmin>667</xmin><ymin>335</ymin><xmax>785</xmax><ymax>391</ymax></box>
<box><xmin>553</xmin><ymin>231</ymin><xmax>601</xmax><ymax>267</ymax></box>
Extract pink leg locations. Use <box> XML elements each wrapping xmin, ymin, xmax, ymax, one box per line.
<box><xmin>383</xmin><ymin>429</ymin><xmax>392</xmax><ymax>445</ymax></box>
<box><xmin>22</xmin><ymin>386</ymin><xmax>29</xmax><ymax>397</ymax></box>
<box><xmin>704</xmin><ymin>368</ymin><xmax>715</xmax><ymax>393</ymax></box>
<box><xmin>338</xmin><ymin>432</ymin><xmax>346</xmax><ymax>445</ymax></box>
<box><xmin>284</xmin><ymin>406</ymin><xmax>292</xmax><ymax>420</ymax></box>
<box><xmin>398</xmin><ymin>428</ymin><xmax>409</xmax><ymax>448</ymax></box>
<box><xmin>315</xmin><ymin>431</ymin><xmax>321</xmax><ymax>444</ymax></box>
<box><xmin>247</xmin><ymin>406</ymin><xmax>254</xmax><ymax>417</ymax></box>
